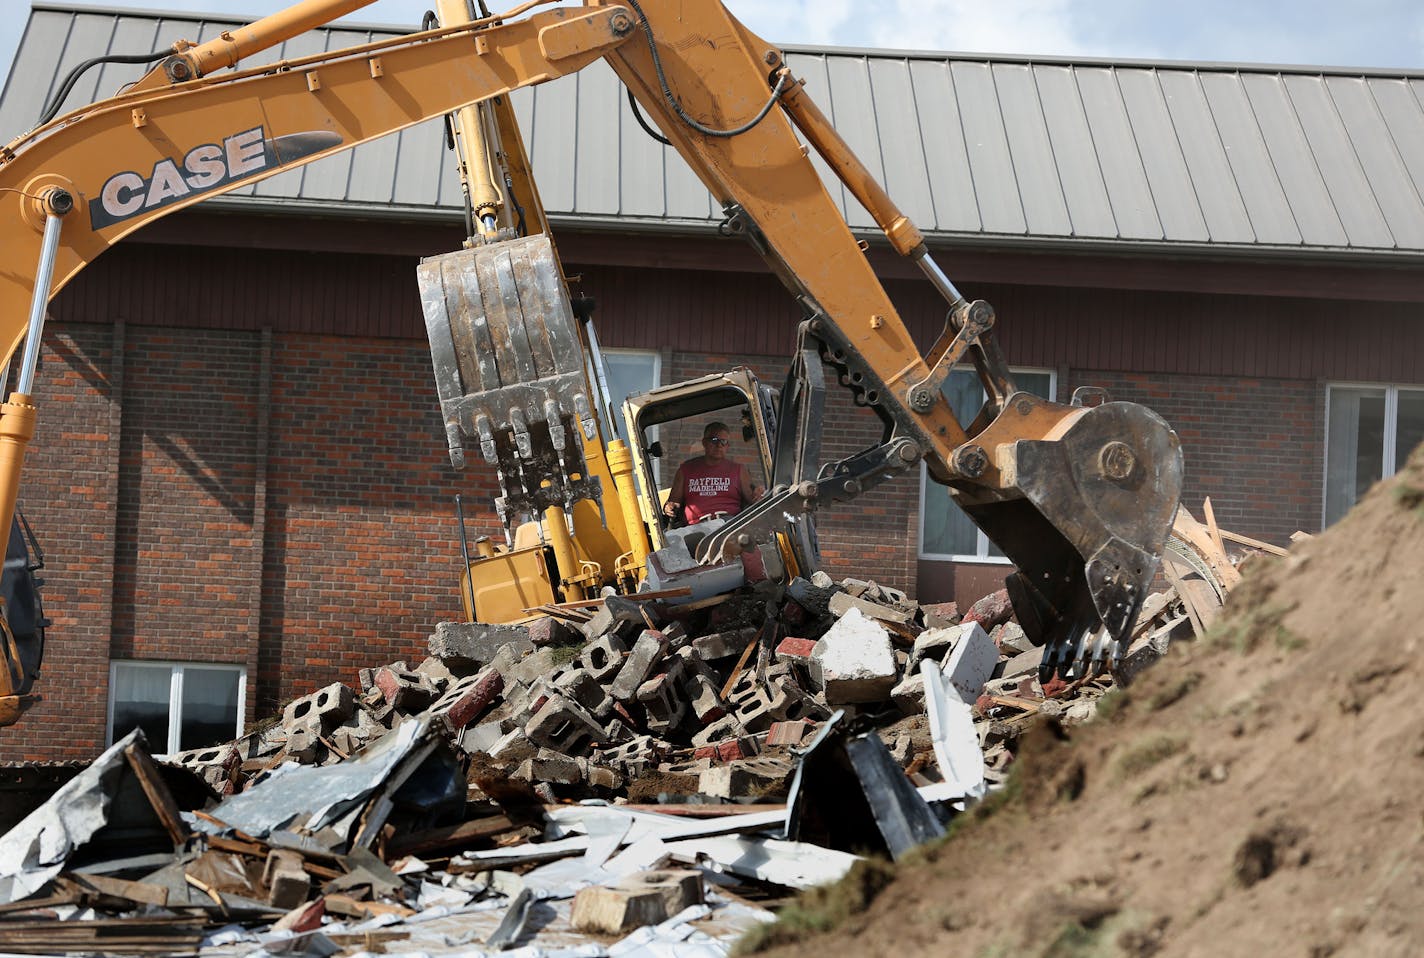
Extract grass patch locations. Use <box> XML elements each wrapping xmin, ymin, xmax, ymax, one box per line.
<box><xmin>1204</xmin><ymin>601</ymin><xmax>1295</xmax><ymax>656</ymax></box>
<box><xmin>734</xmin><ymin>858</ymin><xmax>896</xmax><ymax>954</ymax></box>
<box><xmin>1392</xmin><ymin>481</ymin><xmax>1424</xmax><ymax>515</ymax></box>
<box><xmin>1095</xmin><ymin>688</ymin><xmax>1128</xmax><ymax>722</ymax></box>
<box><xmin>547</xmin><ymin>640</ymin><xmax>587</xmax><ymax>667</ymax></box>
<box><xmin>1113</xmin><ymin>733</ymin><xmax>1187</xmax><ymax>780</ymax></box>
<box><xmin>1145</xmin><ymin>672</ymin><xmax>1201</xmax><ymax>711</ymax></box>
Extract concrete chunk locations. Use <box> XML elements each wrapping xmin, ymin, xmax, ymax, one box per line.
<box><xmin>428</xmin><ymin>620</ymin><xmax>534</xmax><ymax>671</ymax></box>
<box><xmin>263</xmin><ymin>849</ymin><xmax>311</xmax><ymax>909</ymax></box>
<box><xmin>528</xmin><ymin>615</ymin><xmax>583</xmax><ymax>648</ymax></box>
<box><xmin>571</xmin><ymin>869</ymin><xmax>704</xmax><ymax>934</ymax></box>
<box><xmin>828</xmin><ymin>590</ymin><xmax>913</xmax><ymax>626</ymax></box>
<box><xmin>374</xmin><ymin>667</ymin><xmax>437</xmax><ymax>714</ymax></box>
<box><xmin>524</xmin><ymin>694</ymin><xmax>607</xmax><ymax>755</ymax></box>
<box><xmin>909</xmin><ymin>625</ymin><xmax>960</xmax><ymax>669</ymax></box>
<box><xmin>809</xmin><ymin>607</ymin><xmax>897</xmax><ymax>704</ymax></box>
<box><xmin>942</xmin><ymin>621</ymin><xmax>998</xmax><ymax>703</ymax></box>
<box><xmin>281</xmin><ymin>682</ymin><xmax>355</xmax><ymax>734</ymax></box>
<box><xmin>691</xmin><ymin>626</ymin><xmax>759</xmax><ymax>661</ymax></box>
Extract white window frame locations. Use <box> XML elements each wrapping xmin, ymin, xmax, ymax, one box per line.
<box><xmin>1322</xmin><ymin>381</ymin><xmax>1423</xmax><ymax>528</ymax></box>
<box><xmin>107</xmin><ymin>660</ymin><xmax>247</xmax><ymax>757</ymax></box>
<box><xmin>918</xmin><ymin>366</ymin><xmax>1057</xmax><ymax>563</ymax></box>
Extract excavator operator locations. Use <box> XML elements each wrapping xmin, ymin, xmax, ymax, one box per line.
<box><xmin>662</xmin><ymin>422</ymin><xmax>765</xmax><ymax>524</ymax></box>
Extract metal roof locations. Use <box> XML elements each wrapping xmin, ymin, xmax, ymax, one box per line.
<box><xmin>6</xmin><ymin>3</ymin><xmax>1424</xmax><ymax>261</ymax></box>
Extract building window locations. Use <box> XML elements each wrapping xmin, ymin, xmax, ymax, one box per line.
<box><xmin>919</xmin><ymin>368</ymin><xmax>1056</xmax><ymax>561</ymax></box>
<box><xmin>593</xmin><ymin>348</ymin><xmax>661</xmax><ymax>444</ymax></box>
<box><xmin>1324</xmin><ymin>384</ymin><xmax>1424</xmax><ymax>527</ymax></box>
<box><xmin>108</xmin><ymin>661</ymin><xmax>245</xmax><ymax>756</ymax></box>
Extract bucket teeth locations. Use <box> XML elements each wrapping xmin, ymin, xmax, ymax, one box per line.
<box><xmin>419</xmin><ymin>234</ymin><xmax>604</xmax><ymax>524</ymax></box>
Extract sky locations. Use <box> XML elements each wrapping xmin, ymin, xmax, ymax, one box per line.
<box><xmin>0</xmin><ymin>0</ymin><xmax>1421</xmax><ymax>81</ymax></box>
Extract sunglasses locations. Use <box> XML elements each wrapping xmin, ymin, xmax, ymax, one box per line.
<box><xmin>704</xmin><ymin>437</ymin><xmax>730</xmax><ymax>446</ymax></box>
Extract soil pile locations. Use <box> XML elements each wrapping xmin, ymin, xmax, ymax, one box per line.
<box><xmin>754</xmin><ymin>444</ymin><xmax>1424</xmax><ymax>957</ymax></box>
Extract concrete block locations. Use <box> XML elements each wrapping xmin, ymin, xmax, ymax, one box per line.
<box><xmin>920</xmin><ymin>600</ymin><xmax>959</xmax><ymax>629</ymax></box>
<box><xmin>428</xmin><ymin>666</ymin><xmax>504</xmax><ymax>731</ymax></box>
<box><xmin>375</xmin><ymin>667</ymin><xmax>438</xmax><ymax>714</ymax></box>
<box><xmin>810</xmin><ymin>570</ymin><xmax>835</xmax><ymax>588</ymax></box>
<box><xmin>963</xmin><ymin>589</ymin><xmax>1013</xmax><ymax>631</ymax></box>
<box><xmin>636</xmin><ymin>663</ymin><xmax>688</xmax><ymax>735</ymax></box>
<box><xmin>828</xmin><ymin>590</ymin><xmax>914</xmax><ymax>626</ymax></box>
<box><xmin>513</xmin><ymin>748</ymin><xmax>584</xmax><ymax>785</ymax></box>
<box><xmin>458</xmin><ymin>719</ymin><xmax>505</xmax><ymax>756</ymax></box>
<box><xmin>774</xmin><ymin>636</ymin><xmax>818</xmax><ymax>667</ymax></box>
<box><xmin>691</xmin><ymin>714</ymin><xmax>745</xmax><ymax>748</ymax></box>
<box><xmin>690</xmin><ymin>626</ymin><xmax>759</xmax><ymax>661</ymax></box>
<box><xmin>524</xmin><ymin>694</ymin><xmax>607</xmax><ymax>756</ymax></box>
<box><xmin>584</xmin><ymin>762</ymin><xmax>623</xmax><ymax>790</ymax></box>
<box><xmin>698</xmin><ymin>757</ymin><xmax>793</xmax><ymax>799</ymax></box>
<box><xmin>281</xmin><ymin>682</ymin><xmax>355</xmax><ymax>734</ymax></box>
<box><xmin>809</xmin><ymin>607</ymin><xmax>897</xmax><ymax>704</ymax></box>
<box><xmin>428</xmin><ymin>620</ymin><xmax>534</xmax><ymax>672</ymax></box>
<box><xmin>488</xmin><ymin>728</ymin><xmax>539</xmax><ymax>764</ymax></box>
<box><xmin>528</xmin><ymin>615</ymin><xmax>584</xmax><ymax>648</ymax></box>
<box><xmin>552</xmin><ymin>666</ymin><xmax>615</xmax><ymax>718</ymax></box>
<box><xmin>766</xmin><ymin>719</ymin><xmax>815</xmax><ymax>747</ymax></box>
<box><xmin>263</xmin><ymin>850</ymin><xmax>311</xmax><ymax>910</ymax></box>
<box><xmin>692</xmin><ymin>735</ymin><xmax>758</xmax><ymax>763</ymax></box>
<box><xmin>1001</xmin><ymin>644</ymin><xmax>1045</xmax><ymax>678</ymax></box>
<box><xmin>571</xmin><ymin>869</ymin><xmax>704</xmax><ymax>935</ymax></box>
<box><xmin>414</xmin><ymin>656</ymin><xmax>455</xmax><ymax>689</ymax></box>
<box><xmin>686</xmin><ymin>672</ymin><xmax>725</xmax><ymax>725</ymax></box>
<box><xmin>992</xmin><ymin>622</ymin><xmax>1035</xmax><ymax>655</ymax></box>
<box><xmin>578</xmin><ymin>633</ymin><xmax>628</xmax><ymax>682</ymax></box>
<box><xmin>285</xmin><ymin>725</ymin><xmax>322</xmax><ymax>763</ymax></box>
<box><xmin>909</xmin><ymin>625</ymin><xmax>960</xmax><ymax>669</ymax></box>
<box><xmin>510</xmin><ymin>648</ymin><xmax>560</xmax><ymax>688</ymax></box>
<box><xmin>592</xmin><ymin>735</ymin><xmax>665</xmax><ymax>776</ymax></box>
<box><xmin>610</xmin><ymin>630</ymin><xmax>669</xmax><ymax>702</ymax></box>
<box><xmin>891</xmin><ymin>673</ymin><xmax>926</xmax><ymax>714</ymax></box>
<box><xmin>942</xmin><ymin>621</ymin><xmax>998</xmax><ymax>703</ymax></box>
<box><xmin>785</xmin><ymin>577</ymin><xmax>839</xmax><ymax>617</ymax></box>
<box><xmin>579</xmin><ymin>604</ymin><xmax>618</xmax><ymax>641</ymax></box>
<box><xmin>357</xmin><ymin>668</ymin><xmax>376</xmax><ymax>693</ymax></box>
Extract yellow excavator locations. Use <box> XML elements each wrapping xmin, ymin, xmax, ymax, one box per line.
<box><xmin>0</xmin><ymin>0</ymin><xmax>1183</xmax><ymax>726</ymax></box>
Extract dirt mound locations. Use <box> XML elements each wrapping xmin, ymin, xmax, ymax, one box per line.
<box><xmin>753</xmin><ymin>445</ymin><xmax>1424</xmax><ymax>958</ymax></box>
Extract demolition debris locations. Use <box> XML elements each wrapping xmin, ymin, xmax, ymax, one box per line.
<box><xmin>0</xmin><ymin>514</ymin><xmax>1251</xmax><ymax>955</ymax></box>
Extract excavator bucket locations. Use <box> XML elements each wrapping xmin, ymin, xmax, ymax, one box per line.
<box><xmin>961</xmin><ymin>399</ymin><xmax>1183</xmax><ymax>678</ymax></box>
<box><xmin>418</xmin><ymin>234</ymin><xmax>604</xmax><ymax>537</ymax></box>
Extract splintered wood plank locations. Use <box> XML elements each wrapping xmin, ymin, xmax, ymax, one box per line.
<box><xmin>123</xmin><ymin>744</ymin><xmax>189</xmax><ymax>847</ymax></box>
<box><xmin>1219</xmin><ymin>528</ymin><xmax>1290</xmax><ymax>557</ymax></box>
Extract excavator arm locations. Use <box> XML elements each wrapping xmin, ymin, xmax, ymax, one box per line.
<box><xmin>0</xmin><ymin>0</ymin><xmax>1181</xmax><ymax>725</ymax></box>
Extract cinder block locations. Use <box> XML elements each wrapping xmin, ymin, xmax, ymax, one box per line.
<box><xmin>909</xmin><ymin>625</ymin><xmax>961</xmax><ymax>669</ymax></box>
<box><xmin>571</xmin><ymin>869</ymin><xmax>704</xmax><ymax>935</ymax></box>
<box><xmin>635</xmin><ymin>661</ymin><xmax>687</xmax><ymax>735</ymax></box>
<box><xmin>579</xmin><ymin>633</ymin><xmax>628</xmax><ymax>682</ymax></box>
<box><xmin>591</xmin><ymin>735</ymin><xmax>665</xmax><ymax>777</ymax></box>
<box><xmin>992</xmin><ymin>622</ymin><xmax>1035</xmax><ymax>655</ymax></box>
<box><xmin>809</xmin><ymin>607</ymin><xmax>897</xmax><ymax>704</ymax></box>
<box><xmin>553</xmin><ymin>665</ymin><xmax>615</xmax><ymax>718</ymax></box>
<box><xmin>941</xmin><ymin>621</ymin><xmax>998</xmax><ymax>703</ymax></box>
<box><xmin>513</xmin><ymin>748</ymin><xmax>584</xmax><ymax>785</ymax></box>
<box><xmin>766</xmin><ymin>719</ymin><xmax>815</xmax><ymax>747</ymax></box>
<box><xmin>281</xmin><ymin>682</ymin><xmax>355</xmax><ymax>734</ymax></box>
<box><xmin>691</xmin><ymin>714</ymin><xmax>745</xmax><ymax>748</ymax></box>
<box><xmin>263</xmin><ymin>849</ymin><xmax>311</xmax><ymax>909</ymax></box>
<box><xmin>524</xmin><ymin>694</ymin><xmax>607</xmax><ymax>756</ymax></box>
<box><xmin>698</xmin><ymin>757</ymin><xmax>793</xmax><ymax>799</ymax></box>
<box><xmin>690</xmin><ymin>626</ymin><xmax>758</xmax><ymax>661</ymax></box>
<box><xmin>414</xmin><ymin>656</ymin><xmax>455</xmax><ymax>690</ymax></box>
<box><xmin>610</xmin><ymin>630</ymin><xmax>669</xmax><ymax>702</ymax></box>
<box><xmin>510</xmin><ymin>648</ymin><xmax>560</xmax><ymax>688</ymax></box>
<box><xmin>374</xmin><ymin>667</ymin><xmax>438</xmax><ymax>714</ymax></box>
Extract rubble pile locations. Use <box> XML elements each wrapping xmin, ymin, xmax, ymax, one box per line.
<box><xmin>0</xmin><ymin>563</ymin><xmax>1233</xmax><ymax>955</ymax></box>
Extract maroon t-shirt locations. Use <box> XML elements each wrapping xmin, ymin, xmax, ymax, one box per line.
<box><xmin>680</xmin><ymin>458</ymin><xmax>746</xmax><ymax>522</ymax></box>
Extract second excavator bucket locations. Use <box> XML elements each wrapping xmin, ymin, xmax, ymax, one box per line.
<box><xmin>419</xmin><ymin>234</ymin><xmax>603</xmax><ymax>537</ymax></box>
<box><xmin>961</xmin><ymin>398</ymin><xmax>1183</xmax><ymax>679</ymax></box>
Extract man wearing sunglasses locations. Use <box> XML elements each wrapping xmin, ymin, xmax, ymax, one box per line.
<box><xmin>663</xmin><ymin>421</ymin><xmax>765</xmax><ymax>524</ymax></box>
